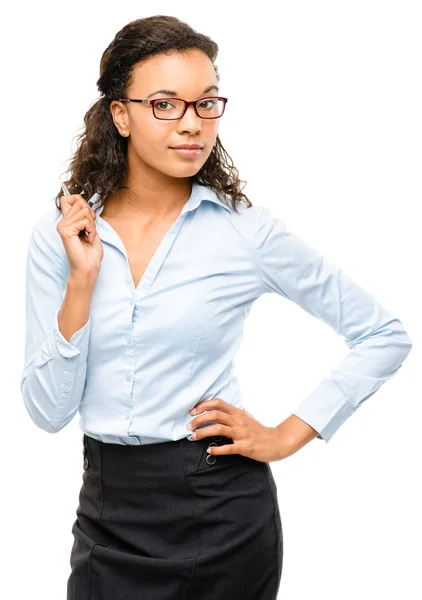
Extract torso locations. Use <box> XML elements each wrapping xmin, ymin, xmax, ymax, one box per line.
<box><xmin>100</xmin><ymin>213</ymin><xmax>180</xmax><ymax>289</ymax></box>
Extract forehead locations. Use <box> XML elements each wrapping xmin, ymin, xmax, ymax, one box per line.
<box><xmin>129</xmin><ymin>50</ymin><xmax>217</xmax><ymax>92</ymax></box>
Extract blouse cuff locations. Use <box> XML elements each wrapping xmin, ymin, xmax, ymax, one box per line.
<box><xmin>52</xmin><ymin>307</ymin><xmax>91</xmax><ymax>360</ymax></box>
<box><xmin>292</xmin><ymin>379</ymin><xmax>356</xmax><ymax>443</ymax></box>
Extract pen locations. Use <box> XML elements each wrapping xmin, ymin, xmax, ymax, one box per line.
<box><xmin>60</xmin><ymin>182</ymin><xmax>101</xmax><ymax>237</ymax></box>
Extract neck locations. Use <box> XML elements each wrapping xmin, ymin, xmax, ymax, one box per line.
<box><xmin>103</xmin><ymin>176</ymin><xmax>193</xmax><ymax>221</ymax></box>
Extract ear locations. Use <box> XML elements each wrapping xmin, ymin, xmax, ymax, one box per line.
<box><xmin>110</xmin><ymin>100</ymin><xmax>130</xmax><ymax>137</ymax></box>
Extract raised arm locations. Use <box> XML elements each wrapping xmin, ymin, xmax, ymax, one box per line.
<box><xmin>20</xmin><ymin>213</ymin><xmax>93</xmax><ymax>433</ymax></box>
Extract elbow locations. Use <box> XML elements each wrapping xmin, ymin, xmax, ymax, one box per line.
<box><xmin>22</xmin><ymin>398</ymin><xmax>61</xmax><ymax>434</ymax></box>
<box><xmin>380</xmin><ymin>317</ymin><xmax>413</xmax><ymax>361</ymax></box>
<box><xmin>398</xmin><ymin>325</ymin><xmax>413</xmax><ymax>360</ymax></box>
<box><xmin>384</xmin><ymin>317</ymin><xmax>413</xmax><ymax>366</ymax></box>
<box><xmin>37</xmin><ymin>421</ymin><xmax>62</xmax><ymax>435</ymax></box>
<box><xmin>387</xmin><ymin>323</ymin><xmax>413</xmax><ymax>374</ymax></box>
<box><xmin>21</xmin><ymin>378</ymin><xmax>64</xmax><ymax>434</ymax></box>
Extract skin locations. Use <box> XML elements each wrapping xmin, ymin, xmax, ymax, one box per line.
<box><xmin>188</xmin><ymin>399</ymin><xmax>319</xmax><ymax>463</ymax></box>
<box><xmin>106</xmin><ymin>49</ymin><xmax>220</xmax><ymax>223</ymax></box>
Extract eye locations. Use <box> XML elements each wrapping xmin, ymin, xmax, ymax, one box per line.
<box><xmin>198</xmin><ymin>99</ymin><xmax>217</xmax><ymax>109</ymax></box>
<box><xmin>155</xmin><ymin>101</ymin><xmax>174</xmax><ymax>110</ymax></box>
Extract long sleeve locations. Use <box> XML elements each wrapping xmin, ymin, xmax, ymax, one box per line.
<box><xmin>20</xmin><ymin>214</ymin><xmax>91</xmax><ymax>433</ymax></box>
<box><xmin>253</xmin><ymin>206</ymin><xmax>413</xmax><ymax>443</ymax></box>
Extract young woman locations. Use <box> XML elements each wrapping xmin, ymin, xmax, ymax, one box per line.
<box><xmin>21</xmin><ymin>15</ymin><xmax>412</xmax><ymax>600</ymax></box>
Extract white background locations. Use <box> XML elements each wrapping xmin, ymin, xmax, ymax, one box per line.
<box><xmin>2</xmin><ymin>1</ymin><xmax>420</xmax><ymax>598</ymax></box>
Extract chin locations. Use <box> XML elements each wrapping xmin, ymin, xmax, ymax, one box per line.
<box><xmin>168</xmin><ymin>163</ymin><xmax>206</xmax><ymax>177</ymax></box>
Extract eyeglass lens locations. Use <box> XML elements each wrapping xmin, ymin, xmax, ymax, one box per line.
<box><xmin>153</xmin><ymin>97</ymin><xmax>225</xmax><ymax>119</ymax></box>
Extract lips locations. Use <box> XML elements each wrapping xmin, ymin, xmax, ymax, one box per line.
<box><xmin>170</xmin><ymin>144</ymin><xmax>203</xmax><ymax>149</ymax></box>
<box><xmin>170</xmin><ymin>147</ymin><xmax>203</xmax><ymax>157</ymax></box>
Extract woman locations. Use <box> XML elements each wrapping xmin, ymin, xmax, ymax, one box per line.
<box><xmin>21</xmin><ymin>15</ymin><xmax>412</xmax><ymax>600</ymax></box>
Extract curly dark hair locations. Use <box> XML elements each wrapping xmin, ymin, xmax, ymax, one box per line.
<box><xmin>54</xmin><ymin>15</ymin><xmax>251</xmax><ymax>215</ymax></box>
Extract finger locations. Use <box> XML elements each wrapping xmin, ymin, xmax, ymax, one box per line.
<box><xmin>60</xmin><ymin>194</ymin><xmax>89</xmax><ymax>218</ymax></box>
<box><xmin>65</xmin><ymin>201</ymin><xmax>94</xmax><ymax>220</ymax></box>
<box><xmin>80</xmin><ymin>219</ymin><xmax>95</xmax><ymax>243</ymax></box>
<box><xmin>207</xmin><ymin>442</ymin><xmax>236</xmax><ymax>455</ymax></box>
<box><xmin>190</xmin><ymin>409</ymin><xmax>232</xmax><ymax>432</ymax></box>
<box><xmin>191</xmin><ymin>421</ymin><xmax>231</xmax><ymax>440</ymax></box>
<box><xmin>85</xmin><ymin>218</ymin><xmax>97</xmax><ymax>244</ymax></box>
<box><xmin>190</xmin><ymin>398</ymin><xmax>237</xmax><ymax>415</ymax></box>
<box><xmin>62</xmin><ymin>216</ymin><xmax>95</xmax><ymax>240</ymax></box>
<box><xmin>65</xmin><ymin>203</ymin><xmax>97</xmax><ymax>234</ymax></box>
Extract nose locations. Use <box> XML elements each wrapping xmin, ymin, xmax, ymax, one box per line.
<box><xmin>179</xmin><ymin>103</ymin><xmax>202</xmax><ymax>129</ymax></box>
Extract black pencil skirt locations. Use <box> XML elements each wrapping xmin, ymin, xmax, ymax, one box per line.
<box><xmin>67</xmin><ymin>432</ymin><xmax>283</xmax><ymax>599</ymax></box>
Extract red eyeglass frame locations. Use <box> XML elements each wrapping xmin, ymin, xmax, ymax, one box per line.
<box><xmin>117</xmin><ymin>96</ymin><xmax>228</xmax><ymax>120</ymax></box>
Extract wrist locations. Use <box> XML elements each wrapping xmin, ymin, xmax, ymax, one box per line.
<box><xmin>275</xmin><ymin>414</ymin><xmax>319</xmax><ymax>456</ymax></box>
<box><xmin>69</xmin><ymin>271</ymin><xmax>98</xmax><ymax>290</ymax></box>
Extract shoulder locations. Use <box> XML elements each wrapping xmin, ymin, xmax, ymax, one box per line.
<box><xmin>198</xmin><ymin>182</ymin><xmax>286</xmax><ymax>238</ymax></box>
<box><xmin>228</xmin><ymin>202</ymin><xmax>287</xmax><ymax>245</ymax></box>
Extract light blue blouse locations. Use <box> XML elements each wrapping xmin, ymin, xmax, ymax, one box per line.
<box><xmin>20</xmin><ymin>181</ymin><xmax>412</xmax><ymax>445</ymax></box>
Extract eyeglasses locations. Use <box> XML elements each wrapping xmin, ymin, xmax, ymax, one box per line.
<box><xmin>118</xmin><ymin>96</ymin><xmax>228</xmax><ymax>120</ymax></box>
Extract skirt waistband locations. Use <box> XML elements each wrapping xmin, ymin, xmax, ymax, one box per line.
<box><xmin>82</xmin><ymin>433</ymin><xmax>238</xmax><ymax>481</ymax></box>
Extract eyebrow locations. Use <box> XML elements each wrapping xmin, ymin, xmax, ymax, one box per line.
<box><xmin>146</xmin><ymin>85</ymin><xmax>219</xmax><ymax>99</ymax></box>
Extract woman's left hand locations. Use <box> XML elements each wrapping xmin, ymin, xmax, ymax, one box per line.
<box><xmin>188</xmin><ymin>397</ymin><xmax>291</xmax><ymax>463</ymax></box>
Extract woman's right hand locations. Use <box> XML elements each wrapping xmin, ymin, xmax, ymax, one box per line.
<box><xmin>57</xmin><ymin>194</ymin><xmax>104</xmax><ymax>278</ymax></box>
